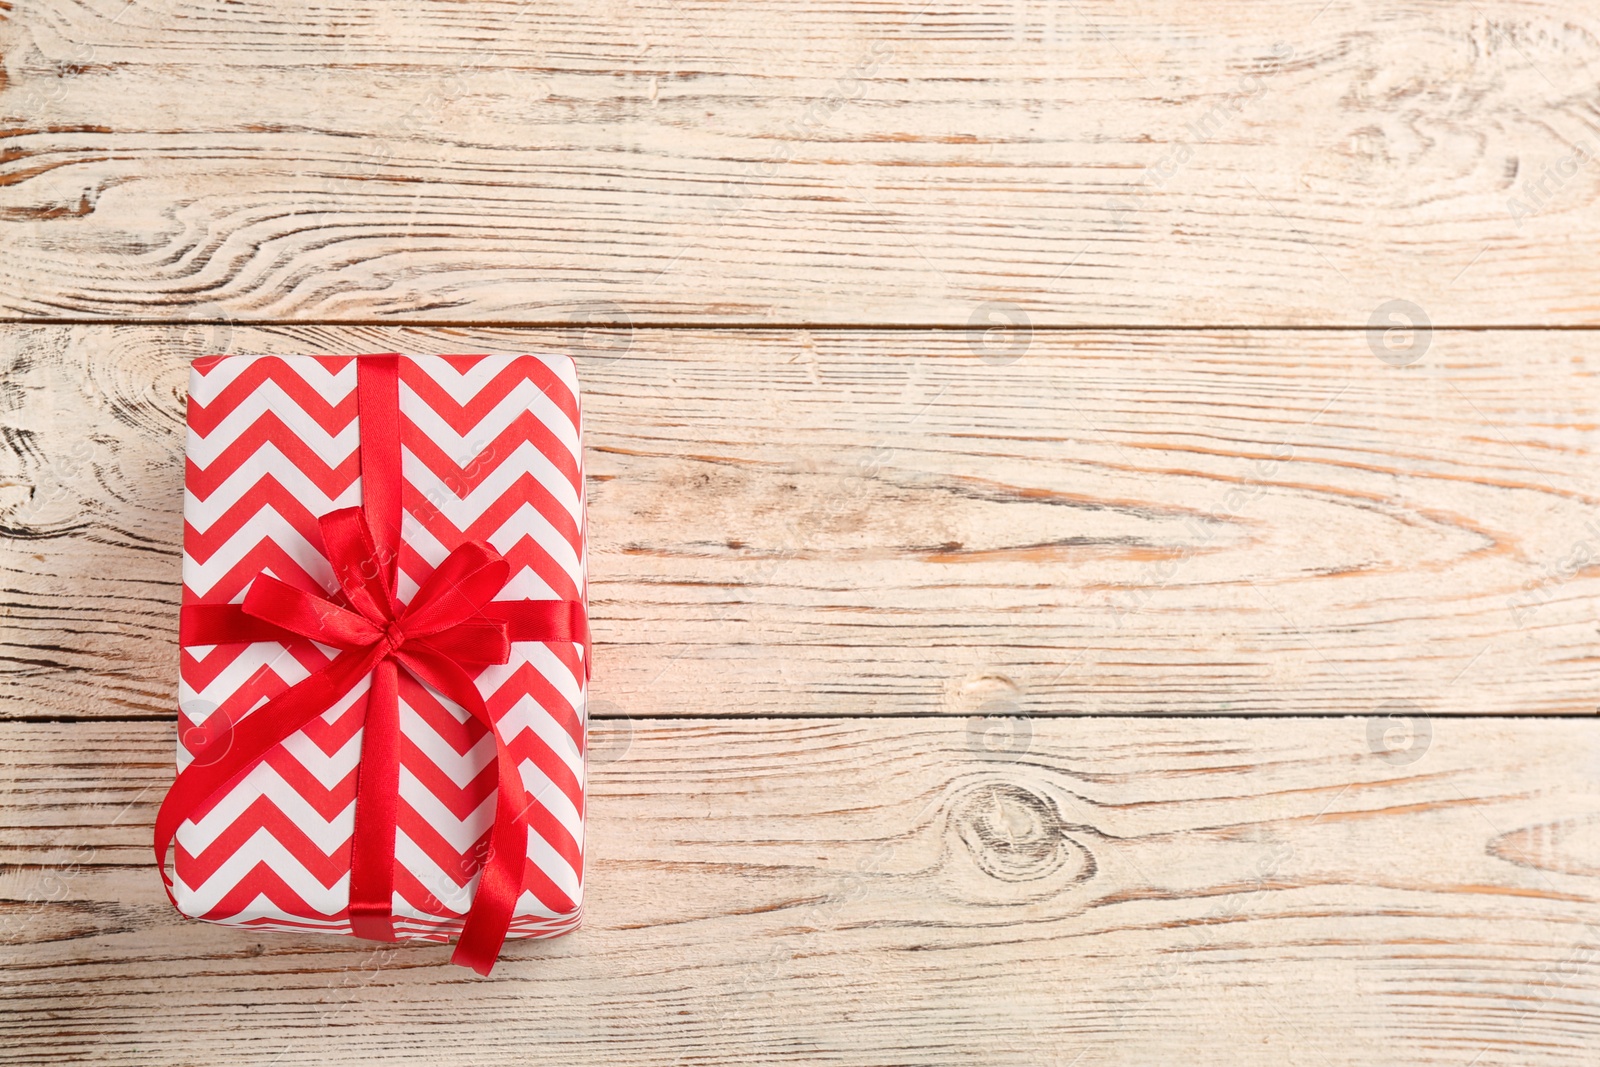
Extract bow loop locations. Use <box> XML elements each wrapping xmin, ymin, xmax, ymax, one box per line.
<box><xmin>398</xmin><ymin>540</ymin><xmax>511</xmax><ymax>639</ymax></box>
<box><xmin>320</xmin><ymin>507</ymin><xmax>401</xmax><ymax>625</ymax></box>
<box><xmin>242</xmin><ymin>573</ymin><xmax>384</xmax><ymax>650</ymax></box>
<box><xmin>241</xmin><ymin>508</ymin><xmax>512</xmax><ymax>669</ymax></box>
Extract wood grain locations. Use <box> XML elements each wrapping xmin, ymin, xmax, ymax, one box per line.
<box><xmin>3</xmin><ymin>716</ymin><xmax>1599</xmax><ymax>1066</ymax></box>
<box><xmin>3</xmin><ymin>324</ymin><xmax>1600</xmax><ymax>719</ymax></box>
<box><xmin>4</xmin><ymin>2</ymin><xmax>1600</xmax><ymax>323</ymax></box>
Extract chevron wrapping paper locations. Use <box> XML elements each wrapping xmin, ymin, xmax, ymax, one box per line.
<box><xmin>175</xmin><ymin>353</ymin><xmax>588</xmax><ymax>945</ymax></box>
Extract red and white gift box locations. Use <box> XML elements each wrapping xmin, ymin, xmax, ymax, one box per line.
<box><xmin>164</xmin><ymin>353</ymin><xmax>589</xmax><ymax>965</ymax></box>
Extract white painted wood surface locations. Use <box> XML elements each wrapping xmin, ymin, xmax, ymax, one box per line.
<box><xmin>3</xmin><ymin>2</ymin><xmax>1599</xmax><ymax>323</ymax></box>
<box><xmin>3</xmin><ymin>717</ymin><xmax>1599</xmax><ymax>1066</ymax></box>
<box><xmin>5</xmin><ymin>1</ymin><xmax>1600</xmax><ymax>1062</ymax></box>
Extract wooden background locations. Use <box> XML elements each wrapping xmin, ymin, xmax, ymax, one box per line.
<box><xmin>4</xmin><ymin>2</ymin><xmax>1600</xmax><ymax>1064</ymax></box>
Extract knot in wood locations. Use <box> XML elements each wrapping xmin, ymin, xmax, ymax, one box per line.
<box><xmin>950</xmin><ymin>783</ymin><xmax>1075</xmax><ymax>883</ymax></box>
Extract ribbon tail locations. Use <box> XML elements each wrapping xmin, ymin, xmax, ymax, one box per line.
<box><xmin>347</xmin><ymin>656</ymin><xmax>401</xmax><ymax>942</ymax></box>
<box><xmin>399</xmin><ymin>647</ymin><xmax>546</xmax><ymax>976</ymax></box>
<box><xmin>154</xmin><ymin>645</ymin><xmax>383</xmax><ymax>907</ymax></box>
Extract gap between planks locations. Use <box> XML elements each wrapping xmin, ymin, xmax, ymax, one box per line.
<box><xmin>6</xmin><ymin>320</ymin><xmax>1600</xmax><ymax>331</ymax></box>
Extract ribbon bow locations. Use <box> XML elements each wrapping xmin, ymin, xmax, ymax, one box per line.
<box><xmin>245</xmin><ymin>506</ymin><xmax>515</xmax><ymax>683</ymax></box>
<box><xmin>239</xmin><ymin>506</ymin><xmax>531</xmax><ymax>953</ymax></box>
<box><xmin>156</xmin><ymin>354</ymin><xmax>587</xmax><ymax>976</ymax></box>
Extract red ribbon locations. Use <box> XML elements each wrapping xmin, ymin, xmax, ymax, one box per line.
<box><xmin>155</xmin><ymin>354</ymin><xmax>588</xmax><ymax>975</ymax></box>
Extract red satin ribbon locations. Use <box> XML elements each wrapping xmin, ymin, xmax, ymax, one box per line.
<box><xmin>155</xmin><ymin>354</ymin><xmax>588</xmax><ymax>976</ymax></box>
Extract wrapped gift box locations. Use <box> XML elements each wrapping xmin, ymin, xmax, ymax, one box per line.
<box><xmin>167</xmin><ymin>353</ymin><xmax>589</xmax><ymax>960</ymax></box>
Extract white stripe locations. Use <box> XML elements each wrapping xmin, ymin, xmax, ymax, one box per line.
<box><xmin>479</xmin><ymin>642</ymin><xmax>584</xmax><ymax>721</ymax></box>
<box><xmin>487</xmin><ymin>502</ymin><xmax>583</xmax><ymax>585</ymax></box>
<box><xmin>187</xmin><ymin>354</ymin><xmax>354</xmax><ymax>407</ymax></box>
<box><xmin>178</xmin><ymin>644</ymin><xmax>309</xmax><ymax>711</ymax></box>
<box><xmin>184</xmin><ymin>445</ymin><xmax>360</xmax><ymax>529</ymax></box>
<box><xmin>402</xmin><ymin>439</ymin><xmax>581</xmax><ymax>528</ymax></box>
<box><xmin>523</xmin><ymin>829</ymin><xmax>582</xmax><ymax>908</ymax></box>
<box><xmin>182</xmin><ymin>508</ymin><xmax>334</xmax><ymax>596</ymax></box>
<box><xmin>400</xmin><ymin>768</ymin><xmax>495</xmax><ymax>853</ymax></box>
<box><xmin>400</xmin><ymin>705</ymin><xmax>494</xmax><ymax>789</ymax></box>
<box><xmin>186</xmin><ymin>381</ymin><xmax>357</xmax><ymax>467</ymax></box>
<box><xmin>497</xmin><ymin>566</ymin><xmax>561</xmax><ymax>601</ymax></box>
<box><xmin>179</xmin><ymin>761</ymin><xmax>354</xmax><ymax>854</ymax></box>
<box><xmin>405</xmin><ymin>353</ymin><xmax>522</xmax><ymax>406</ymax></box>
<box><xmin>175</xmin><ymin>832</ymin><xmax>349</xmax><ymax>915</ymax></box>
<box><xmin>499</xmin><ymin>692</ymin><xmax>583</xmax><ymax>782</ymax></box>
<box><xmin>278</xmin><ymin>729</ymin><xmax>365</xmax><ymax>792</ymax></box>
<box><xmin>401</xmin><ymin>377</ymin><xmax>579</xmax><ymax>462</ymax></box>
<box><xmin>395</xmin><ymin>831</ymin><xmax>479</xmax><ymax>916</ymax></box>
<box><xmin>518</xmin><ymin>758</ymin><xmax>584</xmax><ymax>848</ymax></box>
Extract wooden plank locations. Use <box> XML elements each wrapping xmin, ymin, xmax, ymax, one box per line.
<box><xmin>3</xmin><ymin>2</ymin><xmax>1600</xmax><ymax>323</ymax></box>
<box><xmin>5</xmin><ymin>325</ymin><xmax>1600</xmax><ymax>719</ymax></box>
<box><xmin>3</xmin><ymin>717</ymin><xmax>1599</xmax><ymax>1065</ymax></box>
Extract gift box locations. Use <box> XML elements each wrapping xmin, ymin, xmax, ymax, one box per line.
<box><xmin>155</xmin><ymin>353</ymin><xmax>590</xmax><ymax>974</ymax></box>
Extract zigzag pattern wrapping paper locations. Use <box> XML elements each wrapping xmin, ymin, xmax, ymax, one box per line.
<box><xmin>176</xmin><ymin>353</ymin><xmax>588</xmax><ymax>943</ymax></box>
